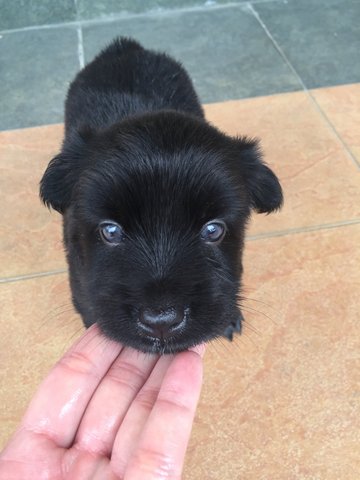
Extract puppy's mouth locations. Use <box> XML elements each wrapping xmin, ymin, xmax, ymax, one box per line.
<box><xmin>98</xmin><ymin>305</ymin><xmax>208</xmax><ymax>354</ymax></box>
<box><xmin>138</xmin><ymin>336</ymin><xmax>188</xmax><ymax>355</ymax></box>
<box><xmin>130</xmin><ymin>331</ymin><xmax>210</xmax><ymax>355</ymax></box>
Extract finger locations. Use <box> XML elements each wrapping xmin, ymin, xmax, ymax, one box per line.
<box><xmin>112</xmin><ymin>344</ymin><xmax>206</xmax><ymax>476</ymax></box>
<box><xmin>111</xmin><ymin>353</ymin><xmax>174</xmax><ymax>476</ymax></box>
<box><xmin>122</xmin><ymin>349</ymin><xmax>204</xmax><ymax>480</ymax></box>
<box><xmin>74</xmin><ymin>347</ymin><xmax>160</xmax><ymax>456</ymax></box>
<box><xmin>20</xmin><ymin>324</ymin><xmax>123</xmax><ymax>447</ymax></box>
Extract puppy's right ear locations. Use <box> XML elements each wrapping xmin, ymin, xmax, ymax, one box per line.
<box><xmin>40</xmin><ymin>153</ymin><xmax>73</xmax><ymax>214</ymax></box>
<box><xmin>40</xmin><ymin>130</ymin><xmax>91</xmax><ymax>214</ymax></box>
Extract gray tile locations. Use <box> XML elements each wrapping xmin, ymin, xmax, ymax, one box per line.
<box><xmin>82</xmin><ymin>6</ymin><xmax>302</xmax><ymax>103</ymax></box>
<box><xmin>0</xmin><ymin>0</ymin><xmax>76</xmax><ymax>31</ymax></box>
<box><xmin>254</xmin><ymin>0</ymin><xmax>360</xmax><ymax>89</ymax></box>
<box><xmin>0</xmin><ymin>28</ymin><xmax>80</xmax><ymax>130</ymax></box>
<box><xmin>77</xmin><ymin>0</ymin><xmax>247</xmax><ymax>20</ymax></box>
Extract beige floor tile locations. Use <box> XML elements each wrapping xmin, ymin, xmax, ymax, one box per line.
<box><xmin>205</xmin><ymin>91</ymin><xmax>360</xmax><ymax>236</ymax></box>
<box><xmin>0</xmin><ymin>273</ymin><xmax>83</xmax><ymax>448</ymax></box>
<box><xmin>312</xmin><ymin>83</ymin><xmax>360</xmax><ymax>165</ymax></box>
<box><xmin>1</xmin><ymin>225</ymin><xmax>359</xmax><ymax>479</ymax></box>
<box><xmin>0</xmin><ymin>125</ymin><xmax>65</xmax><ymax>278</ymax></box>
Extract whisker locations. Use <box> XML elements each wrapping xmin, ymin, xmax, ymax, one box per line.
<box><xmin>241</xmin><ymin>320</ymin><xmax>262</xmax><ymax>337</ymax></box>
<box><xmin>89</xmin><ymin>331</ymin><xmax>112</xmax><ymax>356</ymax></box>
<box><xmin>49</xmin><ymin>302</ymin><xmax>74</xmax><ymax>313</ymax></box>
<box><xmin>239</xmin><ymin>330</ymin><xmax>259</xmax><ymax>349</ymax></box>
<box><xmin>67</xmin><ymin>325</ymin><xmax>85</xmax><ymax>344</ymax></box>
<box><xmin>219</xmin><ymin>335</ymin><xmax>237</xmax><ymax>356</ymax></box>
<box><xmin>210</xmin><ymin>337</ymin><xmax>225</xmax><ymax>358</ymax></box>
<box><xmin>245</xmin><ymin>296</ymin><xmax>276</xmax><ymax>309</ymax></box>
<box><xmin>38</xmin><ymin>309</ymin><xmax>78</xmax><ymax>332</ymax></box>
<box><xmin>243</xmin><ymin>306</ymin><xmax>277</xmax><ymax>326</ymax></box>
<box><xmin>40</xmin><ymin>303</ymin><xmax>74</xmax><ymax>323</ymax></box>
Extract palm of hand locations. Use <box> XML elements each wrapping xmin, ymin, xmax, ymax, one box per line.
<box><xmin>0</xmin><ymin>325</ymin><xmax>204</xmax><ymax>479</ymax></box>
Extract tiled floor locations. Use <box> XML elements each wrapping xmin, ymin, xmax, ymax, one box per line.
<box><xmin>1</xmin><ymin>0</ymin><xmax>360</xmax><ymax>130</ymax></box>
<box><xmin>1</xmin><ymin>1</ymin><xmax>360</xmax><ymax>479</ymax></box>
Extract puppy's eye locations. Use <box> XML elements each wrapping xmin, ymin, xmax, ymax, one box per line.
<box><xmin>200</xmin><ymin>220</ymin><xmax>226</xmax><ymax>244</ymax></box>
<box><xmin>99</xmin><ymin>221</ymin><xmax>124</xmax><ymax>245</ymax></box>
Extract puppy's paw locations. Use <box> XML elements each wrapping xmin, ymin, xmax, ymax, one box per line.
<box><xmin>222</xmin><ymin>311</ymin><xmax>243</xmax><ymax>341</ymax></box>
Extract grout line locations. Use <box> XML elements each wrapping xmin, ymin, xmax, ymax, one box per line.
<box><xmin>0</xmin><ymin>20</ymin><xmax>81</xmax><ymax>35</ymax></box>
<box><xmin>306</xmin><ymin>91</ymin><xmax>360</xmax><ymax>169</ymax></box>
<box><xmin>73</xmin><ymin>0</ymin><xmax>85</xmax><ymax>68</ymax></box>
<box><xmin>0</xmin><ymin>268</ymin><xmax>67</xmax><ymax>285</ymax></box>
<box><xmin>0</xmin><ymin>1</ymin><xmax>283</xmax><ymax>36</ymax></box>
<box><xmin>250</xmin><ymin>0</ymin><xmax>286</xmax><ymax>3</ymax></box>
<box><xmin>77</xmin><ymin>24</ymin><xmax>85</xmax><ymax>68</ymax></box>
<box><xmin>0</xmin><ymin>121</ymin><xmax>63</xmax><ymax>134</ymax></box>
<box><xmin>248</xmin><ymin>3</ymin><xmax>360</xmax><ymax>170</ymax></box>
<box><xmin>246</xmin><ymin>218</ymin><xmax>360</xmax><ymax>241</ymax></box>
<box><xmin>247</xmin><ymin>3</ymin><xmax>306</xmax><ymax>89</ymax></box>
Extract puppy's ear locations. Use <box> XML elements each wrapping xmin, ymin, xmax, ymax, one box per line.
<box><xmin>235</xmin><ymin>137</ymin><xmax>283</xmax><ymax>214</ymax></box>
<box><xmin>40</xmin><ymin>130</ymin><xmax>91</xmax><ymax>214</ymax></box>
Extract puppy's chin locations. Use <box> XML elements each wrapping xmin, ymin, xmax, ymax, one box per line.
<box><xmin>95</xmin><ymin>312</ymin><xmax>238</xmax><ymax>354</ymax></box>
<box><xmin>97</xmin><ymin>323</ymin><xmax>193</xmax><ymax>354</ymax></box>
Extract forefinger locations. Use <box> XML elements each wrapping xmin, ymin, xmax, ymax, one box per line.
<box><xmin>20</xmin><ymin>324</ymin><xmax>123</xmax><ymax>447</ymax></box>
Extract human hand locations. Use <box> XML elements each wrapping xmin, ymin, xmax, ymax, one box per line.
<box><xmin>0</xmin><ymin>325</ymin><xmax>204</xmax><ymax>479</ymax></box>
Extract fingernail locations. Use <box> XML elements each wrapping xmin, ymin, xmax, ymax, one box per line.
<box><xmin>189</xmin><ymin>343</ymin><xmax>206</xmax><ymax>358</ymax></box>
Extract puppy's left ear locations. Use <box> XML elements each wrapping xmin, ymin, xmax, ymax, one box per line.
<box><xmin>234</xmin><ymin>137</ymin><xmax>283</xmax><ymax>214</ymax></box>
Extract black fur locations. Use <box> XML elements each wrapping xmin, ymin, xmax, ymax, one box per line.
<box><xmin>40</xmin><ymin>38</ymin><xmax>283</xmax><ymax>354</ymax></box>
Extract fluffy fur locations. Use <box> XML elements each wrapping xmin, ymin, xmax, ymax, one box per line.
<box><xmin>40</xmin><ymin>38</ymin><xmax>283</xmax><ymax>354</ymax></box>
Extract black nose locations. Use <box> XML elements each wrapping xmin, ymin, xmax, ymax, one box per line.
<box><xmin>138</xmin><ymin>307</ymin><xmax>185</xmax><ymax>339</ymax></box>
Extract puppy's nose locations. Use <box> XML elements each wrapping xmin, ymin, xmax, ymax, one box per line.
<box><xmin>138</xmin><ymin>307</ymin><xmax>185</xmax><ymax>339</ymax></box>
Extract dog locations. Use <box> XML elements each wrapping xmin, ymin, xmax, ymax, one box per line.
<box><xmin>40</xmin><ymin>37</ymin><xmax>283</xmax><ymax>354</ymax></box>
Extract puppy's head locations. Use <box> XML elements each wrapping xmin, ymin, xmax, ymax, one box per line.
<box><xmin>41</xmin><ymin>112</ymin><xmax>282</xmax><ymax>353</ymax></box>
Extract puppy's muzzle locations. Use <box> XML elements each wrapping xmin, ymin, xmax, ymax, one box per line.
<box><xmin>138</xmin><ymin>306</ymin><xmax>186</xmax><ymax>339</ymax></box>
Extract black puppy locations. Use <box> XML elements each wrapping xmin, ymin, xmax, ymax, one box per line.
<box><xmin>40</xmin><ymin>38</ymin><xmax>283</xmax><ymax>354</ymax></box>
